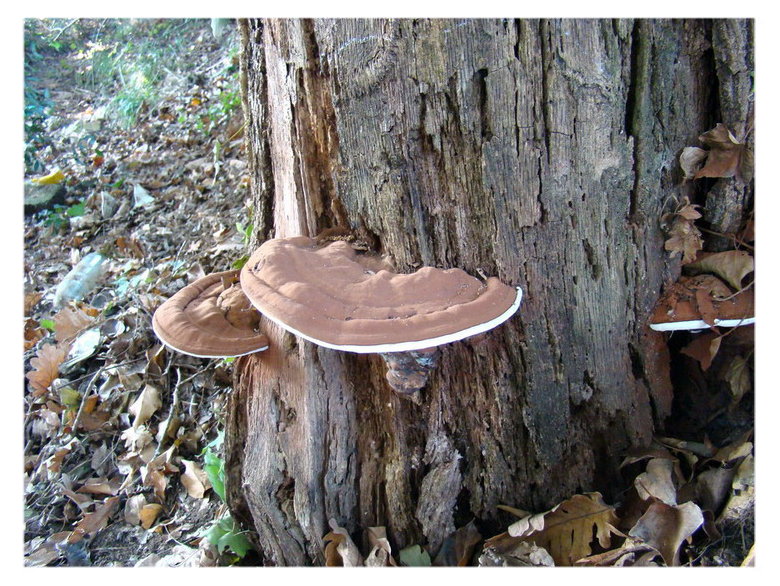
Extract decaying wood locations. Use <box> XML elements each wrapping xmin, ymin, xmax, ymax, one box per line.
<box><xmin>227</xmin><ymin>18</ymin><xmax>751</xmax><ymax>565</ymax></box>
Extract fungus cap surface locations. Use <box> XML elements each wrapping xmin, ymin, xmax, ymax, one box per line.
<box><xmin>152</xmin><ymin>270</ymin><xmax>269</xmax><ymax>357</ymax></box>
<box><xmin>240</xmin><ymin>237</ymin><xmax>522</xmax><ymax>353</ymax></box>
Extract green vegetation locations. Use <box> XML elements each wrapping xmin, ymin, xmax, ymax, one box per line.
<box><xmin>25</xmin><ymin>19</ymin><xmax>205</xmax><ymax>129</ymax></box>
<box><xmin>41</xmin><ymin>199</ymin><xmax>86</xmax><ymax>231</ymax></box>
<box><xmin>201</xmin><ymin>433</ymin><xmax>254</xmax><ymax>561</ymax></box>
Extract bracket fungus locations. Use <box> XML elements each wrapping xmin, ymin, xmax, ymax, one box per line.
<box><xmin>152</xmin><ymin>270</ymin><xmax>269</xmax><ymax>358</ymax></box>
<box><xmin>649</xmin><ymin>275</ymin><xmax>754</xmax><ymax>332</ymax></box>
<box><xmin>240</xmin><ymin>236</ymin><xmax>523</xmax><ymax>396</ymax></box>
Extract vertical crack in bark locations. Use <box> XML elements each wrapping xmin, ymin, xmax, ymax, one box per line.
<box><xmin>625</xmin><ymin>19</ymin><xmax>645</xmax><ymax>223</ymax></box>
<box><xmin>475</xmin><ymin>68</ymin><xmax>493</xmax><ymax>141</ymax></box>
<box><xmin>239</xmin><ymin>19</ymin><xmax>276</xmax><ymax>243</ymax></box>
<box><xmin>538</xmin><ymin>20</ymin><xmax>552</xmax><ymax>165</ymax></box>
<box><xmin>295</xmin><ymin>19</ymin><xmax>347</xmax><ymax>235</ymax></box>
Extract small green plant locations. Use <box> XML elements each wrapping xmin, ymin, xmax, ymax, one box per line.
<box><xmin>200</xmin><ymin>432</ymin><xmax>254</xmax><ymax>561</ymax></box>
<box><xmin>236</xmin><ymin>221</ymin><xmax>253</xmax><ymax>246</ymax></box>
<box><xmin>41</xmin><ymin>200</ymin><xmax>87</xmax><ymax>231</ymax></box>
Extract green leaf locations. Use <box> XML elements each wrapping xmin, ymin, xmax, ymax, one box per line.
<box><xmin>59</xmin><ymin>386</ymin><xmax>81</xmax><ymax>409</ymax></box>
<box><xmin>231</xmin><ymin>255</ymin><xmax>249</xmax><ymax>270</ymax></box>
<box><xmin>202</xmin><ymin>432</ymin><xmax>226</xmax><ymax>502</ymax></box>
<box><xmin>206</xmin><ymin>515</ymin><xmax>253</xmax><ymax>558</ymax></box>
<box><xmin>399</xmin><ymin>544</ymin><xmax>431</xmax><ymax>567</ymax></box>
<box><xmin>66</xmin><ymin>202</ymin><xmax>86</xmax><ymax>217</ymax></box>
<box><xmin>39</xmin><ymin>318</ymin><xmax>55</xmax><ymax>331</ymax></box>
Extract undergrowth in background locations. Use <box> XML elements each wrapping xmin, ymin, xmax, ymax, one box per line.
<box><xmin>24</xmin><ymin>19</ymin><xmax>211</xmax><ymax>130</ymax></box>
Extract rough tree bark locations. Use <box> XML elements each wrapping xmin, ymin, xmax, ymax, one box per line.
<box><xmin>225</xmin><ymin>18</ymin><xmax>753</xmax><ymax>565</ymax></box>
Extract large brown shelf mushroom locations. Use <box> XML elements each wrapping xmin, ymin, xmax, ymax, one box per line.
<box><xmin>240</xmin><ymin>236</ymin><xmax>522</xmax><ymax>353</ymax></box>
<box><xmin>152</xmin><ymin>270</ymin><xmax>269</xmax><ymax>358</ymax></box>
<box><xmin>240</xmin><ymin>236</ymin><xmax>522</xmax><ymax>396</ymax></box>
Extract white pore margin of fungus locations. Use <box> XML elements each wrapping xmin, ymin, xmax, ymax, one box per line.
<box><xmin>649</xmin><ymin>316</ymin><xmax>755</xmax><ymax>332</ymax></box>
<box><xmin>254</xmin><ymin>286</ymin><xmax>524</xmax><ymax>354</ymax></box>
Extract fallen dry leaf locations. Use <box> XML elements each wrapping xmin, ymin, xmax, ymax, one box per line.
<box><xmin>681</xmin><ymin>331</ymin><xmax>722</xmax><ymax>371</ymax></box>
<box><xmin>121</xmin><ymin>425</ymin><xmax>155</xmax><ymax>453</ymax></box>
<box><xmin>61</xmin><ymin>487</ymin><xmax>93</xmax><ymax>513</ymax></box>
<box><xmin>479</xmin><ymin>540</ymin><xmax>555</xmax><ymax>567</ymax></box>
<box><xmin>664</xmin><ymin>217</ymin><xmax>703</xmax><ymax>264</ymax></box>
<box><xmin>53</xmin><ymin>306</ymin><xmax>93</xmax><ymax>343</ymax></box>
<box><xmin>717</xmin><ymin>454</ymin><xmax>754</xmax><ymax>524</ymax></box>
<box><xmin>116</xmin><ymin>236</ymin><xmax>145</xmax><ymax>259</ymax></box>
<box><xmin>77</xmin><ymin>476</ymin><xmax>121</xmax><ymax>496</ymax></box>
<box><xmin>694</xmin><ymin>286</ymin><xmax>717</xmax><ymax>326</ymax></box>
<box><xmin>721</xmin><ymin>355</ymin><xmax>752</xmax><ymax>403</ymax></box>
<box><xmin>67</xmin><ymin>496</ymin><xmax>120</xmax><ymax>544</ymax></box>
<box><xmin>634</xmin><ymin>458</ymin><xmax>677</xmax><ymax>506</ymax></box>
<box><xmin>124</xmin><ymin>494</ymin><xmax>147</xmax><ymax>525</ymax></box>
<box><xmin>180</xmin><ymin>459</ymin><xmax>210</xmax><ymax>499</ymax></box>
<box><xmin>26</xmin><ymin>343</ymin><xmax>68</xmax><ymax>397</ymax></box>
<box><xmin>24</xmin><ymin>318</ymin><xmax>47</xmax><ymax>350</ymax></box>
<box><xmin>575</xmin><ymin>536</ymin><xmax>657</xmax><ymax>567</ymax></box>
<box><xmin>711</xmin><ymin>435</ymin><xmax>753</xmax><ymax>465</ymax></box>
<box><xmin>694</xmin><ymin>124</ymin><xmax>753</xmax><ymax>182</ymax></box>
<box><xmin>684</xmin><ymin>250</ymin><xmax>754</xmax><ymax>291</ymax></box>
<box><xmin>323</xmin><ymin>519</ymin><xmax>363</xmax><ymax>567</ymax></box>
<box><xmin>365</xmin><ymin>526</ymin><xmax>396</xmax><ymax>567</ymax></box>
<box><xmin>140</xmin><ymin>503</ymin><xmax>164</xmax><ymax>529</ymax></box>
<box><xmin>129</xmin><ymin>384</ymin><xmax>162</xmax><ymax>428</ymax></box>
<box><xmin>694</xmin><ymin>467</ymin><xmax>735</xmax><ymax>515</ymax></box>
<box><xmin>141</xmin><ymin>445</ymin><xmax>179</xmax><ymax>501</ymax></box>
<box><xmin>24</xmin><ymin>291</ymin><xmax>44</xmax><ymax>315</ymax></box>
<box><xmin>505</xmin><ymin>493</ymin><xmax>620</xmax><ymax>566</ymax></box>
<box><xmin>628</xmin><ymin>501</ymin><xmax>703</xmax><ymax>566</ymax></box>
<box><xmin>679</xmin><ymin>146</ymin><xmax>708</xmax><ymax>180</ymax></box>
<box><xmin>41</xmin><ymin>439</ymin><xmax>77</xmax><ymax>479</ymax></box>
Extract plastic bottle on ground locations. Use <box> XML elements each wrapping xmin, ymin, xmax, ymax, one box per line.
<box><xmin>53</xmin><ymin>252</ymin><xmax>108</xmax><ymax>308</ymax></box>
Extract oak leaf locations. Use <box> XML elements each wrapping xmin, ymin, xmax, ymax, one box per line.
<box><xmin>26</xmin><ymin>343</ymin><xmax>68</xmax><ymax>397</ymax></box>
<box><xmin>664</xmin><ymin>217</ymin><xmax>703</xmax><ymax>264</ymax></box>
<box><xmin>507</xmin><ymin>493</ymin><xmax>620</xmax><ymax>566</ymax></box>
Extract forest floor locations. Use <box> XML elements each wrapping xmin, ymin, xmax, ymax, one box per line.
<box><xmin>21</xmin><ymin>19</ymin><xmax>754</xmax><ymax>568</ymax></box>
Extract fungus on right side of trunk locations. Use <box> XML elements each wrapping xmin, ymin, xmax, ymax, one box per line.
<box><xmin>649</xmin><ymin>274</ymin><xmax>754</xmax><ymax>332</ymax></box>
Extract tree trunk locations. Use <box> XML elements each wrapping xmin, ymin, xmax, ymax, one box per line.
<box><xmin>226</xmin><ymin>18</ymin><xmax>752</xmax><ymax>565</ymax></box>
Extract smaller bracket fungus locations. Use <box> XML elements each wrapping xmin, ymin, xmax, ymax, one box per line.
<box><xmin>649</xmin><ymin>275</ymin><xmax>754</xmax><ymax>332</ymax></box>
<box><xmin>240</xmin><ymin>236</ymin><xmax>522</xmax><ymax>397</ymax></box>
<box><xmin>152</xmin><ymin>270</ymin><xmax>269</xmax><ymax>358</ymax></box>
